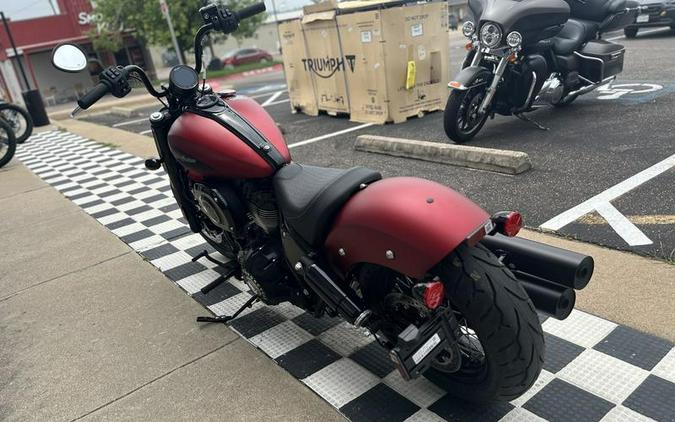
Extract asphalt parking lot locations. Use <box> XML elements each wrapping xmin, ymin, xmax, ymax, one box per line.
<box><xmin>82</xmin><ymin>28</ymin><xmax>675</xmax><ymax>261</ymax></box>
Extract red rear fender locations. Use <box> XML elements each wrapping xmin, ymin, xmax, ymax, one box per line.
<box><xmin>324</xmin><ymin>177</ymin><xmax>490</xmax><ymax>279</ymax></box>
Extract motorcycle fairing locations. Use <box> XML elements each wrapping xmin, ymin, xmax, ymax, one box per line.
<box><xmin>448</xmin><ymin>66</ymin><xmax>492</xmax><ymax>91</ymax></box>
<box><xmin>324</xmin><ymin>177</ymin><xmax>491</xmax><ymax>279</ymax></box>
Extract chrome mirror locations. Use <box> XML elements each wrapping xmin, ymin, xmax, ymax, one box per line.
<box><xmin>51</xmin><ymin>44</ymin><xmax>88</xmax><ymax>73</ymax></box>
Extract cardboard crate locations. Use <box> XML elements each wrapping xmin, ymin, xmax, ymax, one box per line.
<box><xmin>278</xmin><ymin>0</ymin><xmax>449</xmax><ymax>124</ymax></box>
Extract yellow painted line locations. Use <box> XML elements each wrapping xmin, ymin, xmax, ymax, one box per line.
<box><xmin>577</xmin><ymin>214</ymin><xmax>675</xmax><ymax>225</ymax></box>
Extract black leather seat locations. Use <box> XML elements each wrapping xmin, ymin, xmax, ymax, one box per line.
<box><xmin>552</xmin><ymin>18</ymin><xmax>599</xmax><ymax>55</ymax></box>
<box><xmin>273</xmin><ymin>163</ymin><xmax>382</xmax><ymax>246</ymax></box>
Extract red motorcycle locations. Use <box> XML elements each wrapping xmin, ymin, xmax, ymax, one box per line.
<box><xmin>51</xmin><ymin>3</ymin><xmax>594</xmax><ymax>402</ymax></box>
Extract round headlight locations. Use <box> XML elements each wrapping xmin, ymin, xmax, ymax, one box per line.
<box><xmin>462</xmin><ymin>21</ymin><xmax>475</xmax><ymax>38</ymax></box>
<box><xmin>506</xmin><ymin>31</ymin><xmax>523</xmax><ymax>48</ymax></box>
<box><xmin>480</xmin><ymin>23</ymin><xmax>502</xmax><ymax>48</ymax></box>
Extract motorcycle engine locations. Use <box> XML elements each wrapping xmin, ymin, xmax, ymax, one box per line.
<box><xmin>243</xmin><ymin>181</ymin><xmax>278</xmax><ymax>233</ymax></box>
<box><xmin>239</xmin><ymin>240</ymin><xmax>293</xmax><ymax>305</ymax></box>
<box><xmin>192</xmin><ymin>183</ymin><xmax>247</xmax><ymax>232</ymax></box>
<box><xmin>535</xmin><ymin>74</ymin><xmax>565</xmax><ymax>105</ymax></box>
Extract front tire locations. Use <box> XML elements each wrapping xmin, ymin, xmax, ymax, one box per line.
<box><xmin>0</xmin><ymin>119</ymin><xmax>17</xmax><ymax>168</ymax></box>
<box><xmin>424</xmin><ymin>243</ymin><xmax>545</xmax><ymax>402</ymax></box>
<box><xmin>443</xmin><ymin>82</ymin><xmax>490</xmax><ymax>143</ymax></box>
<box><xmin>624</xmin><ymin>27</ymin><xmax>638</xmax><ymax>38</ymax></box>
<box><xmin>0</xmin><ymin>103</ymin><xmax>33</xmax><ymax>144</ymax></box>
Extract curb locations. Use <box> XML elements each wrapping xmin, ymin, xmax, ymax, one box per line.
<box><xmin>49</xmin><ymin>94</ymin><xmax>160</xmax><ymax>121</ymax></box>
<box><xmin>52</xmin><ymin>118</ymin><xmax>156</xmax><ymax>158</ymax></box>
<box><xmin>110</xmin><ymin>106</ymin><xmax>137</xmax><ymax>117</ymax></box>
<box><xmin>354</xmin><ymin>135</ymin><xmax>532</xmax><ymax>175</ymax></box>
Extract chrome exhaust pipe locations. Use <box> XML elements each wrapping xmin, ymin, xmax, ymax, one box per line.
<box><xmin>564</xmin><ymin>75</ymin><xmax>616</xmax><ymax>100</ymax></box>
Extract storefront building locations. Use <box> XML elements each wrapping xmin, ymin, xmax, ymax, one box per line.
<box><xmin>0</xmin><ymin>0</ymin><xmax>154</xmax><ymax>106</ymax></box>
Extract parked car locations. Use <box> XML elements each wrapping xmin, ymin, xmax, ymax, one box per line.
<box><xmin>221</xmin><ymin>48</ymin><xmax>273</xmax><ymax>67</ymax></box>
<box><xmin>624</xmin><ymin>0</ymin><xmax>675</xmax><ymax>37</ymax></box>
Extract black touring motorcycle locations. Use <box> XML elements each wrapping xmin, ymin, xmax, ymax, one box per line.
<box><xmin>444</xmin><ymin>0</ymin><xmax>641</xmax><ymax>142</ymax></box>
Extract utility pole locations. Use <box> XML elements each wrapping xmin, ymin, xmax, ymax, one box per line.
<box><xmin>159</xmin><ymin>0</ymin><xmax>184</xmax><ymax>65</ymax></box>
<box><xmin>0</xmin><ymin>11</ymin><xmax>30</xmax><ymax>90</ymax></box>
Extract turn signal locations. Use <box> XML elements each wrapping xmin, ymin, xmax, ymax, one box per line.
<box><xmin>422</xmin><ymin>281</ymin><xmax>445</xmax><ymax>309</ymax></box>
<box><xmin>492</xmin><ymin>211</ymin><xmax>523</xmax><ymax>237</ymax></box>
<box><xmin>465</xmin><ymin>42</ymin><xmax>473</xmax><ymax>51</ymax></box>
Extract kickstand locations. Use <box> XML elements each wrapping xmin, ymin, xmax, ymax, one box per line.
<box><xmin>197</xmin><ymin>294</ymin><xmax>259</xmax><ymax>324</ymax></box>
<box><xmin>515</xmin><ymin>113</ymin><xmax>549</xmax><ymax>131</ymax></box>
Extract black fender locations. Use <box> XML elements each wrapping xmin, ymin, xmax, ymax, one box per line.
<box><xmin>448</xmin><ymin>66</ymin><xmax>492</xmax><ymax>91</ymax></box>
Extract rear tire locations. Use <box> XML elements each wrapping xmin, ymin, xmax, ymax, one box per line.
<box><xmin>0</xmin><ymin>103</ymin><xmax>33</xmax><ymax>144</ymax></box>
<box><xmin>0</xmin><ymin>119</ymin><xmax>17</xmax><ymax>168</ymax></box>
<box><xmin>424</xmin><ymin>243</ymin><xmax>545</xmax><ymax>402</ymax></box>
<box><xmin>624</xmin><ymin>27</ymin><xmax>638</xmax><ymax>38</ymax></box>
<box><xmin>443</xmin><ymin>76</ymin><xmax>490</xmax><ymax>143</ymax></box>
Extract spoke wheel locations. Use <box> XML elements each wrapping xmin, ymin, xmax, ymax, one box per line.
<box><xmin>0</xmin><ymin>104</ymin><xmax>33</xmax><ymax>144</ymax></box>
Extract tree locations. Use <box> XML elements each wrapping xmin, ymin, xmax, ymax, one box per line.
<box><xmin>90</xmin><ymin>0</ymin><xmax>266</xmax><ymax>64</ymax></box>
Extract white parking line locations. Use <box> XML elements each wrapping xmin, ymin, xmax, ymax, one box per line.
<box><xmin>595</xmin><ymin>202</ymin><xmax>653</xmax><ymax>246</ymax></box>
<box><xmin>606</xmin><ymin>27</ymin><xmax>670</xmax><ymax>41</ymax></box>
<box><xmin>288</xmin><ymin>123</ymin><xmax>375</xmax><ymax>149</ymax></box>
<box><xmin>140</xmin><ymin>129</ymin><xmax>153</xmax><ymax>135</ymax></box>
<box><xmin>112</xmin><ymin>117</ymin><xmax>149</xmax><ymax>128</ymax></box>
<box><xmin>264</xmin><ymin>98</ymin><xmax>290</xmax><ymax>107</ymax></box>
<box><xmin>540</xmin><ymin>153</ymin><xmax>675</xmax><ymax>246</ymax></box>
<box><xmin>261</xmin><ymin>91</ymin><xmax>284</xmax><ymax>106</ymax></box>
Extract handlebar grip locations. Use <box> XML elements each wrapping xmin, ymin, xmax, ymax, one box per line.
<box><xmin>236</xmin><ymin>3</ymin><xmax>266</xmax><ymax>20</ymax></box>
<box><xmin>77</xmin><ymin>82</ymin><xmax>110</xmax><ymax>110</ymax></box>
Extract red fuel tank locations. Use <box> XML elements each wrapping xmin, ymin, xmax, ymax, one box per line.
<box><xmin>168</xmin><ymin>95</ymin><xmax>291</xmax><ymax>179</ymax></box>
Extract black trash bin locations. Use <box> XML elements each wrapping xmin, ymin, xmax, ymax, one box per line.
<box><xmin>22</xmin><ymin>89</ymin><xmax>50</xmax><ymax>127</ymax></box>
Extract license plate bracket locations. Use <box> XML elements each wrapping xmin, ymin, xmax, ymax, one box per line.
<box><xmin>389</xmin><ymin>307</ymin><xmax>460</xmax><ymax>380</ymax></box>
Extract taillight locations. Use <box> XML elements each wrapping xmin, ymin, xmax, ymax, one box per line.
<box><xmin>422</xmin><ymin>281</ymin><xmax>445</xmax><ymax>309</ymax></box>
<box><xmin>492</xmin><ymin>211</ymin><xmax>523</xmax><ymax>237</ymax></box>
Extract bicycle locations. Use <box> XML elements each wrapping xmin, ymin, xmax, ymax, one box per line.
<box><xmin>0</xmin><ymin>118</ymin><xmax>17</xmax><ymax>168</ymax></box>
<box><xmin>0</xmin><ymin>101</ymin><xmax>33</xmax><ymax>144</ymax></box>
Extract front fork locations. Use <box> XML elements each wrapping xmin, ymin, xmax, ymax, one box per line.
<box><xmin>478</xmin><ymin>55</ymin><xmax>509</xmax><ymax>115</ymax></box>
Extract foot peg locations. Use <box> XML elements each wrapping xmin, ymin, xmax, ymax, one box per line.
<box><xmin>516</xmin><ymin>113</ymin><xmax>549</xmax><ymax>131</ymax></box>
<box><xmin>192</xmin><ymin>249</ymin><xmax>229</xmax><ymax>267</ymax></box>
<box><xmin>192</xmin><ymin>250</ymin><xmax>238</xmax><ymax>295</ymax></box>
<box><xmin>197</xmin><ymin>295</ymin><xmax>259</xmax><ymax>324</ymax></box>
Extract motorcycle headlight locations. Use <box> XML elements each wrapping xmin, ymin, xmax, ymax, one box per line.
<box><xmin>480</xmin><ymin>23</ymin><xmax>502</xmax><ymax>48</ymax></box>
<box><xmin>462</xmin><ymin>21</ymin><xmax>476</xmax><ymax>38</ymax></box>
<box><xmin>506</xmin><ymin>31</ymin><xmax>522</xmax><ymax>48</ymax></box>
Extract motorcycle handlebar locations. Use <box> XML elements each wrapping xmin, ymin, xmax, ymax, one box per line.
<box><xmin>235</xmin><ymin>3</ymin><xmax>266</xmax><ymax>20</ymax></box>
<box><xmin>77</xmin><ymin>82</ymin><xmax>110</xmax><ymax>110</ymax></box>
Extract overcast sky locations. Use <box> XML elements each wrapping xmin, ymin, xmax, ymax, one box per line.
<box><xmin>0</xmin><ymin>0</ymin><xmax>59</xmax><ymax>21</ymax></box>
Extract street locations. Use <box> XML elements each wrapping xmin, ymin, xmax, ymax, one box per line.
<box><xmin>83</xmin><ymin>28</ymin><xmax>675</xmax><ymax>261</ymax></box>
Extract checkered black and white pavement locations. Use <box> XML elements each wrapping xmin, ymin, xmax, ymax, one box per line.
<box><xmin>15</xmin><ymin>130</ymin><xmax>675</xmax><ymax>422</ymax></box>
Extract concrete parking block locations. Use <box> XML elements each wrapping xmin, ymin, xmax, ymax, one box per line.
<box><xmin>0</xmin><ymin>252</ymin><xmax>237</xmax><ymax>422</ymax></box>
<box><xmin>78</xmin><ymin>339</ymin><xmax>345</xmax><ymax>422</ymax></box>
<box><xmin>354</xmin><ymin>135</ymin><xmax>532</xmax><ymax>175</ymax></box>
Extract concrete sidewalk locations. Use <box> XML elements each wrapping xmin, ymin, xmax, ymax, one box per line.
<box><xmin>0</xmin><ymin>155</ymin><xmax>343</xmax><ymax>421</ymax></box>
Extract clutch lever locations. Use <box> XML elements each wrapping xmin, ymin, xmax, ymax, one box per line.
<box><xmin>70</xmin><ymin>106</ymin><xmax>82</xmax><ymax>118</ymax></box>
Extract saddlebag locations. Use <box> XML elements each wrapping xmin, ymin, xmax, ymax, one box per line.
<box><xmin>576</xmin><ymin>40</ymin><xmax>625</xmax><ymax>83</ymax></box>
